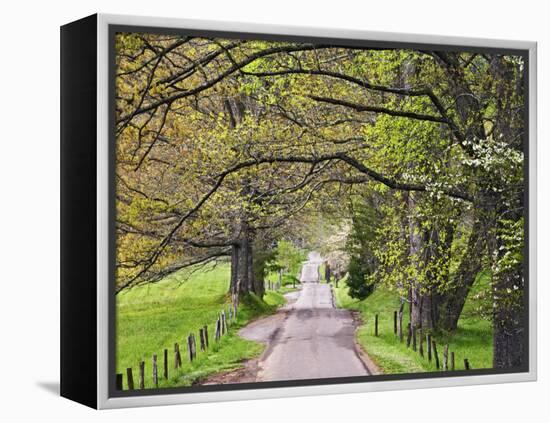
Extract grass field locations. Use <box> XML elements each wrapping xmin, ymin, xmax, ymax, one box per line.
<box><xmin>334</xmin><ymin>272</ymin><xmax>493</xmax><ymax>374</ymax></box>
<box><xmin>116</xmin><ymin>262</ymin><xmax>285</xmax><ymax>389</ymax></box>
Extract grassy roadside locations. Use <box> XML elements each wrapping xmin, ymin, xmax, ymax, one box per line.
<box><xmin>334</xmin><ymin>273</ymin><xmax>493</xmax><ymax>374</ymax></box>
<box><xmin>116</xmin><ymin>263</ymin><xmax>286</xmax><ymax>389</ymax></box>
<box><xmin>266</xmin><ymin>271</ymin><xmax>303</xmax><ymax>290</ymax></box>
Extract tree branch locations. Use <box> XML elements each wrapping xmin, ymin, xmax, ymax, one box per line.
<box><xmin>117</xmin><ymin>44</ymin><xmax>335</xmax><ymax>125</ymax></box>
<box><xmin>116</xmin><ymin>150</ymin><xmax>474</xmax><ymax>292</ymax></box>
<box><xmin>308</xmin><ymin>95</ymin><xmax>449</xmax><ymax>124</ymax></box>
<box><xmin>243</xmin><ymin>67</ymin><xmax>464</xmax><ymax>141</ymax></box>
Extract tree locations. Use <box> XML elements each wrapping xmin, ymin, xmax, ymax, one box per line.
<box><xmin>114</xmin><ymin>33</ymin><xmax>526</xmax><ymax>368</ymax></box>
<box><xmin>345</xmin><ymin>199</ymin><xmax>378</xmax><ymax>300</ymax></box>
<box><xmin>272</xmin><ymin>240</ymin><xmax>306</xmax><ymax>280</ymax></box>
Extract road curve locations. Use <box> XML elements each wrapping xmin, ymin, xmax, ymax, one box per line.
<box><xmin>239</xmin><ymin>282</ymin><xmax>370</xmax><ymax>382</ymax></box>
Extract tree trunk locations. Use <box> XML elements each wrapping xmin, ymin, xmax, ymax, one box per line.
<box><xmin>489</xmin><ymin>190</ymin><xmax>525</xmax><ymax>368</ymax></box>
<box><xmin>493</xmin><ymin>262</ymin><xmax>525</xmax><ymax>368</ymax></box>
<box><xmin>229</xmin><ymin>242</ymin><xmax>249</xmax><ymax>298</ymax></box>
<box><xmin>251</xmin><ymin>237</ymin><xmax>267</xmax><ymax>298</ymax></box>
<box><xmin>230</xmin><ymin>244</ymin><xmax>240</xmax><ymax>294</ymax></box>
<box><xmin>423</xmin><ymin>222</ymin><xmax>456</xmax><ymax>331</ymax></box>
<box><xmin>489</xmin><ymin>57</ymin><xmax>525</xmax><ymax>369</ymax></box>
<box><xmin>229</xmin><ymin>221</ymin><xmax>270</xmax><ymax>299</ymax></box>
<box><xmin>437</xmin><ymin>216</ymin><xmax>485</xmax><ymax>332</ymax></box>
<box><xmin>408</xmin><ymin>193</ymin><xmax>434</xmax><ymax>330</ymax></box>
<box><xmin>226</xmin><ymin>96</ymin><xmax>257</xmax><ymax>300</ymax></box>
<box><xmin>229</xmin><ymin>220</ymin><xmax>254</xmax><ymax>298</ymax></box>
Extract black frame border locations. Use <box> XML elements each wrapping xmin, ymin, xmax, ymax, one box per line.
<box><xmin>60</xmin><ymin>14</ymin><xmax>98</xmax><ymax>409</ymax></box>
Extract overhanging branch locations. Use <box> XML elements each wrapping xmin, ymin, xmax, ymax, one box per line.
<box><xmin>116</xmin><ymin>150</ymin><xmax>474</xmax><ymax>292</ymax></box>
<box><xmin>308</xmin><ymin>95</ymin><xmax>449</xmax><ymax>124</ymax></box>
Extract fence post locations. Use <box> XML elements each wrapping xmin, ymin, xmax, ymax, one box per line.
<box><xmin>375</xmin><ymin>314</ymin><xmax>379</xmax><ymax>337</ymax></box>
<box><xmin>427</xmin><ymin>334</ymin><xmax>432</xmax><ymax>361</ymax></box>
<box><xmin>464</xmin><ymin>358</ymin><xmax>470</xmax><ymax>370</ymax></box>
<box><xmin>215</xmin><ymin>318</ymin><xmax>221</xmax><ymax>341</ymax></box>
<box><xmin>204</xmin><ymin>325</ymin><xmax>209</xmax><ymax>348</ymax></box>
<box><xmin>126</xmin><ymin>368</ymin><xmax>134</xmax><ymax>390</ymax></box>
<box><xmin>398</xmin><ymin>303</ymin><xmax>404</xmax><ymax>342</ymax></box>
<box><xmin>187</xmin><ymin>335</ymin><xmax>194</xmax><ymax>362</ymax></box>
<box><xmin>418</xmin><ymin>329</ymin><xmax>424</xmax><ymax>357</ymax></box>
<box><xmin>393</xmin><ymin>311</ymin><xmax>397</xmax><ymax>335</ymax></box>
<box><xmin>412</xmin><ymin>326</ymin><xmax>417</xmax><ymax>352</ymax></box>
<box><xmin>199</xmin><ymin>328</ymin><xmax>206</xmax><ymax>351</ymax></box>
<box><xmin>451</xmin><ymin>351</ymin><xmax>455</xmax><ymax>370</ymax></box>
<box><xmin>406</xmin><ymin>322</ymin><xmax>412</xmax><ymax>348</ymax></box>
<box><xmin>116</xmin><ymin>374</ymin><xmax>123</xmax><ymax>391</ymax></box>
<box><xmin>139</xmin><ymin>361</ymin><xmax>145</xmax><ymax>389</ymax></box>
<box><xmin>432</xmin><ymin>340</ymin><xmax>440</xmax><ymax>370</ymax></box>
<box><xmin>174</xmin><ymin>343</ymin><xmax>182</xmax><ymax>369</ymax></box>
<box><xmin>163</xmin><ymin>349</ymin><xmax>168</xmax><ymax>379</ymax></box>
<box><xmin>443</xmin><ymin>344</ymin><xmax>449</xmax><ymax>371</ymax></box>
<box><xmin>153</xmin><ymin>355</ymin><xmax>158</xmax><ymax>388</ymax></box>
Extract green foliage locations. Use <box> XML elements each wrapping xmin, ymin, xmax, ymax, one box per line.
<box><xmin>114</xmin><ymin>34</ymin><xmax>526</xmax><ymax>365</ymax></box>
<box><xmin>253</xmin><ymin>239</ymin><xmax>278</xmax><ymax>287</ymax></box>
<box><xmin>344</xmin><ymin>199</ymin><xmax>378</xmax><ymax>300</ymax></box>
<box><xmin>282</xmin><ymin>274</ymin><xmax>300</xmax><ymax>287</ymax></box>
<box><xmin>262</xmin><ymin>290</ymin><xmax>287</xmax><ymax>307</ymax></box>
<box><xmin>271</xmin><ymin>240</ymin><xmax>307</xmax><ymax>278</ymax></box>
<box><xmin>334</xmin><ymin>276</ymin><xmax>493</xmax><ymax>374</ymax></box>
<box><xmin>494</xmin><ymin>217</ymin><xmax>524</xmax><ymax>278</ymax></box>
<box><xmin>347</xmin><ymin>256</ymin><xmax>375</xmax><ymax>300</ymax></box>
<box><xmin>116</xmin><ymin>263</ymin><xmax>284</xmax><ymax>389</ymax></box>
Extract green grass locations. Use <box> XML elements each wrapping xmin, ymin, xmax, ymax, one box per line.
<box><xmin>263</xmin><ymin>289</ymin><xmax>288</xmax><ymax>307</ymax></box>
<box><xmin>116</xmin><ymin>263</ymin><xmax>285</xmax><ymax>390</ymax></box>
<box><xmin>318</xmin><ymin>263</ymin><xmax>326</xmax><ymax>283</ymax></box>
<box><xmin>266</xmin><ymin>270</ymin><xmax>303</xmax><ymax>289</ymax></box>
<box><xmin>265</xmin><ymin>271</ymin><xmax>280</xmax><ymax>285</ymax></box>
<box><xmin>334</xmin><ymin>272</ymin><xmax>493</xmax><ymax>374</ymax></box>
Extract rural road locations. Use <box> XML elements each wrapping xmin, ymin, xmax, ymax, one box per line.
<box><xmin>237</xmin><ymin>253</ymin><xmax>372</xmax><ymax>382</ymax></box>
<box><xmin>300</xmin><ymin>251</ymin><xmax>323</xmax><ymax>282</ymax></box>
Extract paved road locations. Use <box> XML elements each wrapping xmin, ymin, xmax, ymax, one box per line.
<box><xmin>239</xmin><ymin>282</ymin><xmax>370</xmax><ymax>382</ymax></box>
<box><xmin>300</xmin><ymin>251</ymin><xmax>323</xmax><ymax>282</ymax></box>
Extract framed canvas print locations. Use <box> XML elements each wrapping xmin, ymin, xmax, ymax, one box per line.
<box><xmin>60</xmin><ymin>13</ymin><xmax>537</xmax><ymax>409</ymax></box>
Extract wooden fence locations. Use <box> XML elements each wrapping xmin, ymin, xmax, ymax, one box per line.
<box><xmin>265</xmin><ymin>279</ymin><xmax>282</xmax><ymax>291</ymax></box>
<box><xmin>359</xmin><ymin>310</ymin><xmax>473</xmax><ymax>372</ymax></box>
<box><xmin>116</xmin><ymin>297</ymin><xmax>239</xmax><ymax>391</ymax></box>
